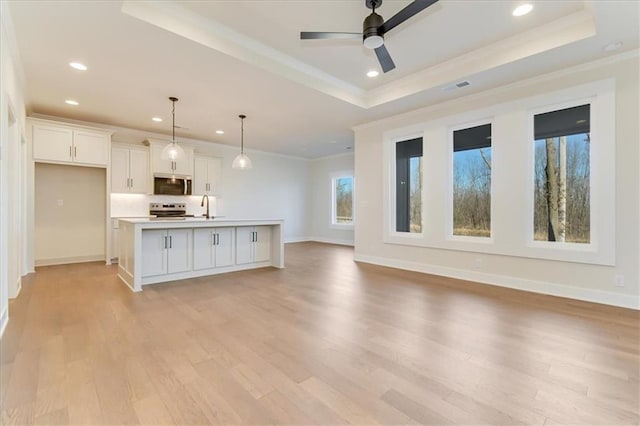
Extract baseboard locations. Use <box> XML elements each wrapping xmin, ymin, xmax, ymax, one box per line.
<box><xmin>354</xmin><ymin>253</ymin><xmax>639</xmax><ymax>310</ymax></box>
<box><xmin>310</xmin><ymin>237</ymin><xmax>355</xmax><ymax>247</ymax></box>
<box><xmin>35</xmin><ymin>255</ymin><xmax>105</xmax><ymax>267</ymax></box>
<box><xmin>0</xmin><ymin>306</ymin><xmax>8</xmax><ymax>338</ymax></box>
<box><xmin>284</xmin><ymin>236</ymin><xmax>312</xmax><ymax>244</ymax></box>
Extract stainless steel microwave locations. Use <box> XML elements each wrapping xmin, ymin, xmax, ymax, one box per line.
<box><xmin>153</xmin><ymin>174</ymin><xmax>192</xmax><ymax>195</ymax></box>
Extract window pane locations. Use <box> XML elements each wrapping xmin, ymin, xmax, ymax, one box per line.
<box><xmin>453</xmin><ymin>124</ymin><xmax>492</xmax><ymax>237</ymax></box>
<box><xmin>334</xmin><ymin>177</ymin><xmax>353</xmax><ymax>224</ymax></box>
<box><xmin>534</xmin><ymin>104</ymin><xmax>590</xmax><ymax>243</ymax></box>
<box><xmin>396</xmin><ymin>138</ymin><xmax>423</xmax><ymax>233</ymax></box>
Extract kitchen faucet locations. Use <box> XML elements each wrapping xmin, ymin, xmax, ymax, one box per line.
<box><xmin>201</xmin><ymin>194</ymin><xmax>210</xmax><ymax>219</ymax></box>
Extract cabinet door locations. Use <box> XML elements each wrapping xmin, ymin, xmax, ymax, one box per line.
<box><xmin>254</xmin><ymin>226</ymin><xmax>272</xmax><ymax>263</ymax></box>
<box><xmin>214</xmin><ymin>227</ymin><xmax>234</xmax><ymax>267</ymax></box>
<box><xmin>167</xmin><ymin>229</ymin><xmax>191</xmax><ymax>274</ymax></box>
<box><xmin>73</xmin><ymin>130</ymin><xmax>109</xmax><ymax>166</ymax></box>
<box><xmin>235</xmin><ymin>227</ymin><xmax>254</xmax><ymax>265</ymax></box>
<box><xmin>151</xmin><ymin>144</ymin><xmax>173</xmax><ymax>175</ymax></box>
<box><xmin>142</xmin><ymin>230</ymin><xmax>167</xmax><ymax>277</ymax></box>
<box><xmin>193</xmin><ymin>156</ymin><xmax>209</xmax><ymax>195</ymax></box>
<box><xmin>193</xmin><ymin>228</ymin><xmax>214</xmax><ymax>270</ymax></box>
<box><xmin>33</xmin><ymin>124</ymin><xmax>73</xmax><ymax>163</ymax></box>
<box><xmin>111</xmin><ymin>147</ymin><xmax>130</xmax><ymax>193</ymax></box>
<box><xmin>173</xmin><ymin>147</ymin><xmax>194</xmax><ymax>176</ymax></box>
<box><xmin>128</xmin><ymin>149</ymin><xmax>150</xmax><ymax>193</ymax></box>
<box><xmin>207</xmin><ymin>157</ymin><xmax>222</xmax><ymax>195</ymax></box>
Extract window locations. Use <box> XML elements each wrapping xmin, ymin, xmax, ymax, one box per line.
<box><xmin>396</xmin><ymin>138</ymin><xmax>423</xmax><ymax>233</ymax></box>
<box><xmin>533</xmin><ymin>104</ymin><xmax>590</xmax><ymax>244</ymax></box>
<box><xmin>453</xmin><ymin>124</ymin><xmax>492</xmax><ymax>237</ymax></box>
<box><xmin>332</xmin><ymin>176</ymin><xmax>353</xmax><ymax>225</ymax></box>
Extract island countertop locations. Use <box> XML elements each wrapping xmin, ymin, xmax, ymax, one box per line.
<box><xmin>118</xmin><ymin>217</ymin><xmax>284</xmax><ymax>229</ymax></box>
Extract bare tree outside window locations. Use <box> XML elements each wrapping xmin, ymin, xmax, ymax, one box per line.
<box><xmin>409</xmin><ymin>157</ymin><xmax>422</xmax><ymax>233</ymax></box>
<box><xmin>333</xmin><ymin>177</ymin><xmax>353</xmax><ymax>224</ymax></box>
<box><xmin>534</xmin><ymin>105</ymin><xmax>590</xmax><ymax>243</ymax></box>
<box><xmin>453</xmin><ymin>124</ymin><xmax>492</xmax><ymax>237</ymax></box>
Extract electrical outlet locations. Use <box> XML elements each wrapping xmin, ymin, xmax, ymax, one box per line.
<box><xmin>474</xmin><ymin>258</ymin><xmax>483</xmax><ymax>269</ymax></box>
<box><xmin>56</xmin><ymin>199</ymin><xmax>64</xmax><ymax>207</ymax></box>
<box><xmin>615</xmin><ymin>275</ymin><xmax>625</xmax><ymax>288</ymax></box>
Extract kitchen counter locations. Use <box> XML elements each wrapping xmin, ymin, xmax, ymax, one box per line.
<box><xmin>117</xmin><ymin>218</ymin><xmax>284</xmax><ymax>291</ymax></box>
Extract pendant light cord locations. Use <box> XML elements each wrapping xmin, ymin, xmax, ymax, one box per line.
<box><xmin>239</xmin><ymin>114</ymin><xmax>246</xmax><ymax>154</ymax></box>
<box><xmin>172</xmin><ymin>99</ymin><xmax>176</xmax><ymax>144</ymax></box>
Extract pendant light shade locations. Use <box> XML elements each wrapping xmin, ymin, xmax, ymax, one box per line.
<box><xmin>160</xmin><ymin>97</ymin><xmax>184</xmax><ymax>161</ymax></box>
<box><xmin>232</xmin><ymin>114</ymin><xmax>252</xmax><ymax>170</ymax></box>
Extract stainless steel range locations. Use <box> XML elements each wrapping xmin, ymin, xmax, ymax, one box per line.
<box><xmin>149</xmin><ymin>203</ymin><xmax>193</xmax><ymax>220</ymax></box>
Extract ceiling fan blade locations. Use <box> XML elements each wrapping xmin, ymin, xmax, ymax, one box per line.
<box><xmin>300</xmin><ymin>32</ymin><xmax>362</xmax><ymax>40</ymax></box>
<box><xmin>375</xmin><ymin>44</ymin><xmax>395</xmax><ymax>73</ymax></box>
<box><xmin>379</xmin><ymin>0</ymin><xmax>439</xmax><ymax>34</ymax></box>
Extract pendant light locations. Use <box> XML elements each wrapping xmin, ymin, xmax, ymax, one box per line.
<box><xmin>160</xmin><ymin>96</ymin><xmax>185</xmax><ymax>161</ymax></box>
<box><xmin>232</xmin><ymin>114</ymin><xmax>252</xmax><ymax>170</ymax></box>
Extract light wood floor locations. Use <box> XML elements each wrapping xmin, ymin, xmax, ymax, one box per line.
<box><xmin>1</xmin><ymin>242</ymin><xmax>638</xmax><ymax>425</ymax></box>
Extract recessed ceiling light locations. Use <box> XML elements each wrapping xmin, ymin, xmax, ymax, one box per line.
<box><xmin>152</xmin><ymin>117</ymin><xmax>163</xmax><ymax>122</ymax></box>
<box><xmin>65</xmin><ymin>99</ymin><xmax>79</xmax><ymax>106</ymax></box>
<box><xmin>69</xmin><ymin>62</ymin><xmax>87</xmax><ymax>71</ymax></box>
<box><xmin>604</xmin><ymin>41</ymin><xmax>623</xmax><ymax>52</ymax></box>
<box><xmin>512</xmin><ymin>4</ymin><xmax>533</xmax><ymax>17</ymax></box>
<box><xmin>216</xmin><ymin>130</ymin><xmax>224</xmax><ymax>134</ymax></box>
<box><xmin>367</xmin><ymin>70</ymin><xmax>379</xmax><ymax>78</ymax></box>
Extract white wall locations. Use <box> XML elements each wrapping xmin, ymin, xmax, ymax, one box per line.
<box><xmin>110</xmin><ymin>139</ymin><xmax>311</xmax><ymax>242</ymax></box>
<box><xmin>310</xmin><ymin>153</ymin><xmax>354</xmax><ymax>245</ymax></box>
<box><xmin>354</xmin><ymin>54</ymin><xmax>639</xmax><ymax>309</ymax></box>
<box><xmin>0</xmin><ymin>2</ymin><xmax>28</xmax><ymax>336</ymax></box>
<box><xmin>34</xmin><ymin>163</ymin><xmax>106</xmax><ymax>265</ymax></box>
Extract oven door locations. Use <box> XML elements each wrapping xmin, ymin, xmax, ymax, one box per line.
<box><xmin>153</xmin><ymin>176</ymin><xmax>192</xmax><ymax>195</ymax></box>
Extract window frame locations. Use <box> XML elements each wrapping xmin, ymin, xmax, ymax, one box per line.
<box><xmin>447</xmin><ymin>119</ymin><xmax>495</xmax><ymax>243</ymax></box>
<box><xmin>385</xmin><ymin>131</ymin><xmax>426</xmax><ymax>243</ymax></box>
<box><xmin>526</xmin><ymin>97</ymin><xmax>598</xmax><ymax>252</ymax></box>
<box><xmin>330</xmin><ymin>174</ymin><xmax>355</xmax><ymax>229</ymax></box>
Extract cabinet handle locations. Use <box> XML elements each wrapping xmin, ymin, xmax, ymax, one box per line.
<box><xmin>74</xmin><ymin>146</ymin><xmax>77</xmax><ymax>158</ymax></box>
<box><xmin>69</xmin><ymin>146</ymin><xmax>72</xmax><ymax>159</ymax></box>
<box><xmin>169</xmin><ymin>236</ymin><xmax>173</xmax><ymax>248</ymax></box>
<box><xmin>212</xmin><ymin>232</ymin><xmax>215</xmax><ymax>246</ymax></box>
<box><xmin>164</xmin><ymin>236</ymin><xmax>167</xmax><ymax>249</ymax></box>
<box><xmin>130</xmin><ymin>178</ymin><xmax>133</xmax><ymax>188</ymax></box>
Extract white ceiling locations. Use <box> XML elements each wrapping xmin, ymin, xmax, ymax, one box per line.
<box><xmin>8</xmin><ymin>0</ymin><xmax>639</xmax><ymax>158</ymax></box>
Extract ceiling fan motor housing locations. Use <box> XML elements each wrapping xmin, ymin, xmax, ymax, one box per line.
<box><xmin>363</xmin><ymin>12</ymin><xmax>384</xmax><ymax>49</ymax></box>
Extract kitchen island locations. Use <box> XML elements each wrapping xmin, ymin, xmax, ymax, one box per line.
<box><xmin>117</xmin><ymin>218</ymin><xmax>284</xmax><ymax>291</ymax></box>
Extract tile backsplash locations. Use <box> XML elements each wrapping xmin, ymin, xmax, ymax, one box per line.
<box><xmin>110</xmin><ymin>194</ymin><xmax>221</xmax><ymax>218</ymax></box>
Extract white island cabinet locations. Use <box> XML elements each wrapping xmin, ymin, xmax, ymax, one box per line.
<box><xmin>193</xmin><ymin>227</ymin><xmax>234</xmax><ymax>270</ymax></box>
<box><xmin>118</xmin><ymin>219</ymin><xmax>284</xmax><ymax>291</ymax></box>
<box><xmin>142</xmin><ymin>229</ymin><xmax>192</xmax><ymax>277</ymax></box>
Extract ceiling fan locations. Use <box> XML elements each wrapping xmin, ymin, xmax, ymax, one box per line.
<box><xmin>300</xmin><ymin>0</ymin><xmax>439</xmax><ymax>73</ymax></box>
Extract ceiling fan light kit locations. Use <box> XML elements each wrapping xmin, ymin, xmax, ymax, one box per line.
<box><xmin>300</xmin><ymin>0</ymin><xmax>439</xmax><ymax>73</ymax></box>
<box><xmin>160</xmin><ymin>96</ymin><xmax>185</xmax><ymax>161</ymax></box>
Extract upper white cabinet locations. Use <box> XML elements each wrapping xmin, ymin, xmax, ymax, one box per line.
<box><xmin>193</xmin><ymin>155</ymin><xmax>222</xmax><ymax>195</ymax></box>
<box><xmin>111</xmin><ymin>145</ymin><xmax>150</xmax><ymax>194</ymax></box>
<box><xmin>31</xmin><ymin>120</ymin><xmax>111</xmax><ymax>167</ymax></box>
<box><xmin>148</xmin><ymin>140</ymin><xmax>194</xmax><ymax>176</ymax></box>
